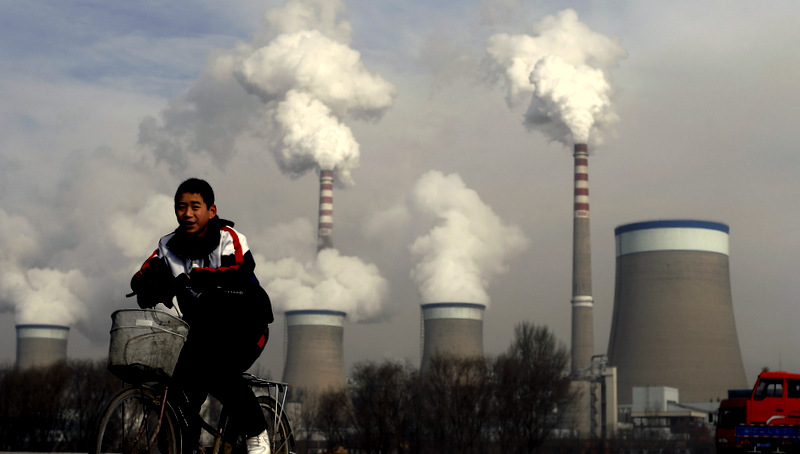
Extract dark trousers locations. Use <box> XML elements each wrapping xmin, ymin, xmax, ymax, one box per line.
<box><xmin>171</xmin><ymin>320</ymin><xmax>269</xmax><ymax>446</ymax></box>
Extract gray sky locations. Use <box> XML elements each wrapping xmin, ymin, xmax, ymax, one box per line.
<box><xmin>1</xmin><ymin>0</ymin><xmax>798</xmax><ymax>386</ymax></box>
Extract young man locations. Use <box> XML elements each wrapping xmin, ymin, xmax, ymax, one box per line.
<box><xmin>131</xmin><ymin>178</ymin><xmax>274</xmax><ymax>454</ymax></box>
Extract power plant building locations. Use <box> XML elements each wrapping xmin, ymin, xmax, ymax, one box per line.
<box><xmin>607</xmin><ymin>220</ymin><xmax>748</xmax><ymax>404</ymax></box>
<box><xmin>420</xmin><ymin>302</ymin><xmax>484</xmax><ymax>374</ymax></box>
<box><xmin>16</xmin><ymin>324</ymin><xmax>69</xmax><ymax>369</ymax></box>
<box><xmin>282</xmin><ymin>309</ymin><xmax>347</xmax><ymax>398</ymax></box>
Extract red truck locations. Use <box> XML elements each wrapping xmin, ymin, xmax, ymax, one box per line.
<box><xmin>716</xmin><ymin>371</ymin><xmax>800</xmax><ymax>453</ymax></box>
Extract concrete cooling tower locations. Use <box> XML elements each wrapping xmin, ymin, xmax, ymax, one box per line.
<box><xmin>16</xmin><ymin>324</ymin><xmax>69</xmax><ymax>369</ymax></box>
<box><xmin>282</xmin><ymin>309</ymin><xmax>346</xmax><ymax>398</ymax></box>
<box><xmin>420</xmin><ymin>302</ymin><xmax>484</xmax><ymax>374</ymax></box>
<box><xmin>607</xmin><ymin>220</ymin><xmax>748</xmax><ymax>404</ymax></box>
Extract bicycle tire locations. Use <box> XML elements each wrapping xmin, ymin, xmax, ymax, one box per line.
<box><xmin>93</xmin><ymin>385</ymin><xmax>182</xmax><ymax>454</ymax></box>
<box><xmin>222</xmin><ymin>395</ymin><xmax>293</xmax><ymax>454</ymax></box>
<box><xmin>258</xmin><ymin>395</ymin><xmax>293</xmax><ymax>454</ymax></box>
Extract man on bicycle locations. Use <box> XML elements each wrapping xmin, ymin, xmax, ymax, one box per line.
<box><xmin>131</xmin><ymin>178</ymin><xmax>274</xmax><ymax>454</ymax></box>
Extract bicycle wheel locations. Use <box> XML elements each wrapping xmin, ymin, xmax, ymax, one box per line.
<box><xmin>222</xmin><ymin>395</ymin><xmax>293</xmax><ymax>454</ymax></box>
<box><xmin>258</xmin><ymin>395</ymin><xmax>293</xmax><ymax>454</ymax></box>
<box><xmin>94</xmin><ymin>386</ymin><xmax>182</xmax><ymax>454</ymax></box>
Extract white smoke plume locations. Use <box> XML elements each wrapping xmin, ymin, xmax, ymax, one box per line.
<box><xmin>0</xmin><ymin>207</ymin><xmax>89</xmax><ymax>326</ymax></box>
<box><xmin>0</xmin><ymin>268</ymin><xmax>89</xmax><ymax>326</ymax></box>
<box><xmin>109</xmin><ymin>194</ymin><xmax>176</xmax><ymax>259</ymax></box>
<box><xmin>268</xmin><ymin>90</ymin><xmax>360</xmax><ymax>185</ymax></box>
<box><xmin>408</xmin><ymin>171</ymin><xmax>529</xmax><ymax>306</ymax></box>
<box><xmin>486</xmin><ymin>8</ymin><xmax>626</xmax><ymax>145</ymax></box>
<box><xmin>262</xmin><ymin>0</ymin><xmax>353</xmax><ymax>44</ymax></box>
<box><xmin>139</xmin><ymin>0</ymin><xmax>396</xmax><ymax>187</ymax></box>
<box><xmin>235</xmin><ymin>26</ymin><xmax>396</xmax><ymax>186</ymax></box>
<box><xmin>253</xmin><ymin>219</ymin><xmax>389</xmax><ymax>322</ymax></box>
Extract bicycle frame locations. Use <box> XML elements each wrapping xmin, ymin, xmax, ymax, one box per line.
<box><xmin>137</xmin><ymin>375</ymin><xmax>293</xmax><ymax>454</ymax></box>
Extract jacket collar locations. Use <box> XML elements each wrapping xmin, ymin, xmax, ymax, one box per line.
<box><xmin>167</xmin><ymin>217</ymin><xmax>234</xmax><ymax>260</ymax></box>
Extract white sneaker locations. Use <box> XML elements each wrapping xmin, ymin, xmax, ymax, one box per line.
<box><xmin>245</xmin><ymin>430</ymin><xmax>271</xmax><ymax>454</ymax></box>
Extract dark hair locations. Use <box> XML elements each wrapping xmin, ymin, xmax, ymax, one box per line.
<box><xmin>175</xmin><ymin>178</ymin><xmax>215</xmax><ymax>207</ymax></box>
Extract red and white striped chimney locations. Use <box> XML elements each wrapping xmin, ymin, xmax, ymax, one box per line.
<box><xmin>317</xmin><ymin>170</ymin><xmax>334</xmax><ymax>251</ymax></box>
<box><xmin>571</xmin><ymin>143</ymin><xmax>594</xmax><ymax>376</ymax></box>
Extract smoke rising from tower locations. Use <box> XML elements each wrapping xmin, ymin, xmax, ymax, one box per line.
<box><xmin>408</xmin><ymin>171</ymin><xmax>528</xmax><ymax>305</ymax></box>
<box><xmin>0</xmin><ymin>207</ymin><xmax>90</xmax><ymax>329</ymax></box>
<box><xmin>139</xmin><ymin>0</ymin><xmax>396</xmax><ymax>186</ymax></box>
<box><xmin>485</xmin><ymin>8</ymin><xmax>626</xmax><ymax>145</ymax></box>
<box><xmin>235</xmin><ymin>26</ymin><xmax>396</xmax><ymax>187</ymax></box>
<box><xmin>257</xmin><ymin>242</ymin><xmax>388</xmax><ymax>323</ymax></box>
<box><xmin>486</xmin><ymin>9</ymin><xmax>625</xmax><ymax>376</ymax></box>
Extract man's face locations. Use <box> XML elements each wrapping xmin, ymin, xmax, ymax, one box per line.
<box><xmin>175</xmin><ymin>192</ymin><xmax>217</xmax><ymax>237</ymax></box>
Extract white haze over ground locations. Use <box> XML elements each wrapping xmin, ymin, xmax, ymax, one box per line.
<box><xmin>1</xmin><ymin>0</ymin><xmax>800</xmax><ymax>386</ymax></box>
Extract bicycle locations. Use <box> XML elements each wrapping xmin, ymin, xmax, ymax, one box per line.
<box><xmin>93</xmin><ymin>309</ymin><xmax>295</xmax><ymax>454</ymax></box>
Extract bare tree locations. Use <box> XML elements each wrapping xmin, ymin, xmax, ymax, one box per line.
<box><xmin>349</xmin><ymin>360</ymin><xmax>417</xmax><ymax>454</ymax></box>
<box><xmin>420</xmin><ymin>355</ymin><xmax>493</xmax><ymax>454</ymax></box>
<box><xmin>65</xmin><ymin>359</ymin><xmax>123</xmax><ymax>451</ymax></box>
<box><xmin>0</xmin><ymin>359</ymin><xmax>121</xmax><ymax>452</ymax></box>
<box><xmin>314</xmin><ymin>388</ymin><xmax>352</xmax><ymax>451</ymax></box>
<box><xmin>492</xmin><ymin>322</ymin><xmax>575</xmax><ymax>454</ymax></box>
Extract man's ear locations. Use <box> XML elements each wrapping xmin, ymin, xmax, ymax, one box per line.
<box><xmin>209</xmin><ymin>204</ymin><xmax>217</xmax><ymax>218</ymax></box>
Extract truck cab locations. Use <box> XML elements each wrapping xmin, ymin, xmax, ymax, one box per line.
<box><xmin>747</xmin><ymin>371</ymin><xmax>800</xmax><ymax>425</ymax></box>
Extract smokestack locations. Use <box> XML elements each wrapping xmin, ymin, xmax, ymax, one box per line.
<box><xmin>16</xmin><ymin>324</ymin><xmax>69</xmax><ymax>369</ymax></box>
<box><xmin>317</xmin><ymin>170</ymin><xmax>334</xmax><ymax>251</ymax></box>
<box><xmin>607</xmin><ymin>220</ymin><xmax>748</xmax><ymax>404</ymax></box>
<box><xmin>571</xmin><ymin>143</ymin><xmax>594</xmax><ymax>376</ymax></box>
<box><xmin>281</xmin><ymin>309</ymin><xmax>346</xmax><ymax>399</ymax></box>
<box><xmin>420</xmin><ymin>302</ymin><xmax>484</xmax><ymax>374</ymax></box>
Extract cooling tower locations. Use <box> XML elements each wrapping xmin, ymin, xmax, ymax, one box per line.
<box><xmin>420</xmin><ymin>302</ymin><xmax>484</xmax><ymax>374</ymax></box>
<box><xmin>16</xmin><ymin>324</ymin><xmax>69</xmax><ymax>369</ymax></box>
<box><xmin>282</xmin><ymin>309</ymin><xmax>346</xmax><ymax>398</ymax></box>
<box><xmin>317</xmin><ymin>169</ymin><xmax>334</xmax><ymax>251</ymax></box>
<box><xmin>571</xmin><ymin>143</ymin><xmax>594</xmax><ymax>376</ymax></box>
<box><xmin>607</xmin><ymin>220</ymin><xmax>748</xmax><ymax>404</ymax></box>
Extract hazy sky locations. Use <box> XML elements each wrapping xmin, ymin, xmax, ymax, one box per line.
<box><xmin>1</xmin><ymin>0</ymin><xmax>799</xmax><ymax>386</ymax></box>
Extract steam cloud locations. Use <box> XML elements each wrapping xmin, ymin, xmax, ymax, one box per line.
<box><xmin>408</xmin><ymin>171</ymin><xmax>529</xmax><ymax>306</ymax></box>
<box><xmin>0</xmin><ymin>150</ymin><xmax>162</xmax><ymax>329</ymax></box>
<box><xmin>0</xmin><ymin>208</ymin><xmax>87</xmax><ymax>326</ymax></box>
<box><xmin>140</xmin><ymin>0</ymin><xmax>396</xmax><ymax>187</ymax></box>
<box><xmin>253</xmin><ymin>219</ymin><xmax>389</xmax><ymax>322</ymax></box>
<box><xmin>235</xmin><ymin>25</ymin><xmax>396</xmax><ymax>186</ymax></box>
<box><xmin>486</xmin><ymin>8</ymin><xmax>626</xmax><ymax>145</ymax></box>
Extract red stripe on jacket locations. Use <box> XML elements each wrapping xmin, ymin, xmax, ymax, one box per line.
<box><xmin>193</xmin><ymin>226</ymin><xmax>245</xmax><ymax>273</ymax></box>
